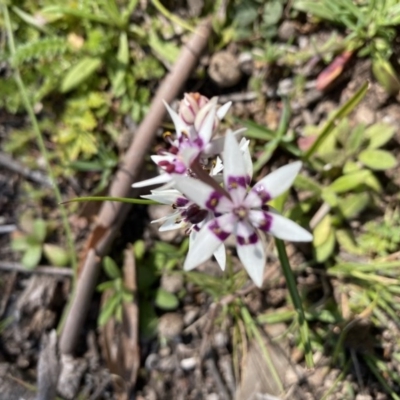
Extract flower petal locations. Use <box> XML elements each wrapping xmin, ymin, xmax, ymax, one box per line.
<box><xmin>236</xmin><ymin>230</ymin><xmax>265</xmax><ymax>287</ymax></box>
<box><xmin>179</xmin><ymin>146</ymin><xmax>201</xmax><ymax>167</ymax></box>
<box><xmin>132</xmin><ymin>173</ymin><xmax>171</xmax><ymax>188</ymax></box>
<box><xmin>223</xmin><ymin>132</ymin><xmax>247</xmax><ymax>182</ymax></box>
<box><xmin>197</xmin><ymin>104</ymin><xmax>216</xmax><ymax>144</ymax></box>
<box><xmin>251</xmin><ymin>161</ymin><xmax>302</xmax><ymax>202</ymax></box>
<box><xmin>223</xmin><ymin>133</ymin><xmax>248</xmax><ymax>205</ymax></box>
<box><xmin>239</xmin><ymin>137</ymin><xmax>253</xmax><ymax>181</ymax></box>
<box><xmin>204</xmin><ymin>128</ymin><xmax>247</xmax><ymax>156</ymax></box>
<box><xmin>172</xmin><ymin>175</ymin><xmax>220</xmax><ymax>210</ymax></box>
<box><xmin>183</xmin><ymin>218</ymin><xmax>226</xmax><ymax>270</ymax></box>
<box><xmin>268</xmin><ymin>212</ymin><xmax>313</xmax><ymax>242</ymax></box>
<box><xmin>163</xmin><ymin>100</ymin><xmax>188</xmax><ymax>138</ymax></box>
<box><xmin>142</xmin><ymin>189</ymin><xmax>186</xmax><ymax>205</ymax></box>
<box><xmin>217</xmin><ymin>101</ymin><xmax>232</xmax><ymax>120</ymax></box>
<box><xmin>213</xmin><ymin>244</ymin><xmax>226</xmax><ymax>271</ymax></box>
<box><xmin>159</xmin><ymin>213</ymin><xmax>186</xmax><ymax>231</ymax></box>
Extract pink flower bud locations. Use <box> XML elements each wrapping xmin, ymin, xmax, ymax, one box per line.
<box><xmin>179</xmin><ymin>93</ymin><xmax>209</xmax><ymax>125</ymax></box>
<box><xmin>194</xmin><ymin>97</ymin><xmax>219</xmax><ymax>133</ymax></box>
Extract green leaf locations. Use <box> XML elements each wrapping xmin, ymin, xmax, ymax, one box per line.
<box><xmin>33</xmin><ymin>219</ymin><xmax>47</xmax><ymax>243</ymax></box>
<box><xmin>321</xmin><ymin>188</ymin><xmax>338</xmax><ymax>207</ymax></box>
<box><xmin>336</xmin><ymin>229</ymin><xmax>362</xmax><ymax>255</ymax></box>
<box><xmin>103</xmin><ymin>256</ymin><xmax>121</xmax><ymax>279</ymax></box>
<box><xmin>294</xmin><ymin>174</ymin><xmax>322</xmax><ymax>194</ymax></box>
<box><xmin>347</xmin><ymin>124</ymin><xmax>366</xmax><ymax>154</ymax></box>
<box><xmin>43</xmin><ymin>244</ymin><xmax>70</xmax><ymax>266</ymax></box>
<box><xmin>338</xmin><ymin>192</ymin><xmax>370</xmax><ymax>219</ymax></box>
<box><xmin>134</xmin><ymin>240</ymin><xmax>146</xmax><ymax>260</ymax></box>
<box><xmin>98</xmin><ymin>295</ymin><xmax>120</xmax><ymax>326</ymax></box>
<box><xmin>313</xmin><ymin>214</ymin><xmax>333</xmax><ymax>247</ymax></box>
<box><xmin>148</xmin><ymin>32</ymin><xmax>179</xmax><ymax>65</ymax></box>
<box><xmin>329</xmin><ymin>170</ymin><xmax>370</xmax><ymax>193</ymax></box>
<box><xmin>372</xmin><ymin>57</ymin><xmax>400</xmax><ymax>96</ymax></box>
<box><xmin>111</xmin><ymin>32</ymin><xmax>129</xmax><ymax>97</ymax></box>
<box><xmin>97</xmin><ymin>280</ymin><xmax>116</xmax><ymax>292</ymax></box>
<box><xmin>364</xmin><ymin>171</ymin><xmax>382</xmax><ymax>192</ymax></box>
<box><xmin>314</xmin><ymin>228</ymin><xmax>336</xmax><ymax>263</ymax></box>
<box><xmin>60</xmin><ymin>57</ymin><xmax>102</xmax><ymax>93</ymax></box>
<box><xmin>358</xmin><ymin>149</ymin><xmax>397</xmax><ymax>170</ymax></box>
<box><xmin>293</xmin><ymin>1</ymin><xmax>336</xmax><ymax>22</ymax></box>
<box><xmin>365</xmin><ymin>123</ymin><xmax>395</xmax><ymax>149</ymax></box>
<box><xmin>263</xmin><ymin>0</ymin><xmax>283</xmax><ymax>26</ymax></box>
<box><xmin>304</xmin><ymin>82</ymin><xmax>369</xmax><ymax>160</ymax></box>
<box><xmin>239</xmin><ymin>119</ymin><xmax>275</xmax><ymax>141</ymax></box>
<box><xmin>22</xmin><ymin>244</ymin><xmax>42</xmax><ymax>270</ymax></box>
<box><xmin>155</xmin><ymin>288</ymin><xmax>179</xmax><ymax>310</ymax></box>
<box><xmin>11</xmin><ymin>236</ymin><xmax>29</xmax><ymax>251</ymax></box>
<box><xmin>139</xmin><ymin>300</ymin><xmax>158</xmax><ymax>339</ymax></box>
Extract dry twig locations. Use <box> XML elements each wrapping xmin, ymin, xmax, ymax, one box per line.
<box><xmin>59</xmin><ymin>18</ymin><xmax>213</xmax><ymax>355</ymax></box>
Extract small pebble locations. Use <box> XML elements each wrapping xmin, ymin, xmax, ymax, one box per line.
<box><xmin>208</xmin><ymin>51</ymin><xmax>242</xmax><ymax>88</ymax></box>
<box><xmin>180</xmin><ymin>357</ymin><xmax>197</xmax><ymax>371</ymax></box>
<box><xmin>278</xmin><ymin>20</ymin><xmax>297</xmax><ymax>41</ymax></box>
<box><xmin>158</xmin><ymin>313</ymin><xmax>184</xmax><ymax>339</ymax></box>
<box><xmin>183</xmin><ymin>307</ymin><xmax>199</xmax><ymax>326</ymax></box>
<box><xmin>161</xmin><ymin>274</ymin><xmax>184</xmax><ymax>293</ymax></box>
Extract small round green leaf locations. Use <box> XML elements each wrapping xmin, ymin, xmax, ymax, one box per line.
<box><xmin>43</xmin><ymin>244</ymin><xmax>70</xmax><ymax>266</ymax></box>
<box><xmin>22</xmin><ymin>244</ymin><xmax>42</xmax><ymax>270</ymax></box>
<box><xmin>155</xmin><ymin>288</ymin><xmax>179</xmax><ymax>310</ymax></box>
<box><xmin>103</xmin><ymin>256</ymin><xmax>121</xmax><ymax>279</ymax></box>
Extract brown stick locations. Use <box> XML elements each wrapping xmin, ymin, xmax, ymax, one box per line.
<box><xmin>59</xmin><ymin>18</ymin><xmax>213</xmax><ymax>355</ymax></box>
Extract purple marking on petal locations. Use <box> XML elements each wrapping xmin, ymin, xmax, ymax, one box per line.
<box><xmin>227</xmin><ymin>176</ymin><xmax>247</xmax><ymax>190</ymax></box>
<box><xmin>237</xmin><ymin>232</ymin><xmax>258</xmax><ymax>245</ymax></box>
<box><xmin>158</xmin><ymin>160</ymin><xmax>175</xmax><ymax>173</ymax></box>
<box><xmin>256</xmin><ymin>212</ymin><xmax>272</xmax><ymax>232</ymax></box>
<box><xmin>208</xmin><ymin>220</ymin><xmax>230</xmax><ymax>241</ymax></box>
<box><xmin>176</xmin><ymin>197</ymin><xmax>189</xmax><ymax>207</ymax></box>
<box><xmin>193</xmin><ymin>137</ymin><xmax>204</xmax><ymax>148</ymax></box>
<box><xmin>169</xmin><ymin>146</ymin><xmax>179</xmax><ymax>155</ymax></box>
<box><xmin>206</xmin><ymin>191</ymin><xmax>224</xmax><ymax>211</ymax></box>
<box><xmin>253</xmin><ymin>186</ymin><xmax>271</xmax><ymax>203</ymax></box>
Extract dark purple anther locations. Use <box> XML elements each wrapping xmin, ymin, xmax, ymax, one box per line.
<box><xmin>185</xmin><ymin>204</ymin><xmax>208</xmax><ymax>224</ymax></box>
<box><xmin>176</xmin><ymin>197</ymin><xmax>189</xmax><ymax>207</ymax></box>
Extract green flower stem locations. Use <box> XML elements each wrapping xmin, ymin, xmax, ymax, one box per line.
<box><xmin>62</xmin><ymin>196</ymin><xmax>157</xmax><ymax>205</ymax></box>
<box><xmin>3</xmin><ymin>5</ymin><xmax>78</xmax><ymax>282</ymax></box>
<box><xmin>275</xmin><ymin>238</ymin><xmax>314</xmax><ymax>368</ymax></box>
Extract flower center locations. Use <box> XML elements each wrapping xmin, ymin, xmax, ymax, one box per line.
<box><xmin>234</xmin><ymin>206</ymin><xmax>248</xmax><ymax>220</ymax></box>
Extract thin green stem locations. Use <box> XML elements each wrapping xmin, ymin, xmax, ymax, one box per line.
<box><xmin>62</xmin><ymin>196</ymin><xmax>157</xmax><ymax>205</ymax></box>
<box><xmin>3</xmin><ymin>5</ymin><xmax>78</xmax><ymax>283</ymax></box>
<box><xmin>275</xmin><ymin>238</ymin><xmax>314</xmax><ymax>368</ymax></box>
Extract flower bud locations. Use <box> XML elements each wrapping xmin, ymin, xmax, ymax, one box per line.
<box><xmin>194</xmin><ymin>97</ymin><xmax>219</xmax><ymax>133</ymax></box>
<box><xmin>179</xmin><ymin>93</ymin><xmax>209</xmax><ymax>125</ymax></box>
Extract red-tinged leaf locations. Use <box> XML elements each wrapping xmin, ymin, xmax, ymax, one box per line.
<box><xmin>316</xmin><ymin>51</ymin><xmax>353</xmax><ymax>91</ymax></box>
<box><xmin>297</xmin><ymin>135</ymin><xmax>317</xmax><ymax>151</ymax></box>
